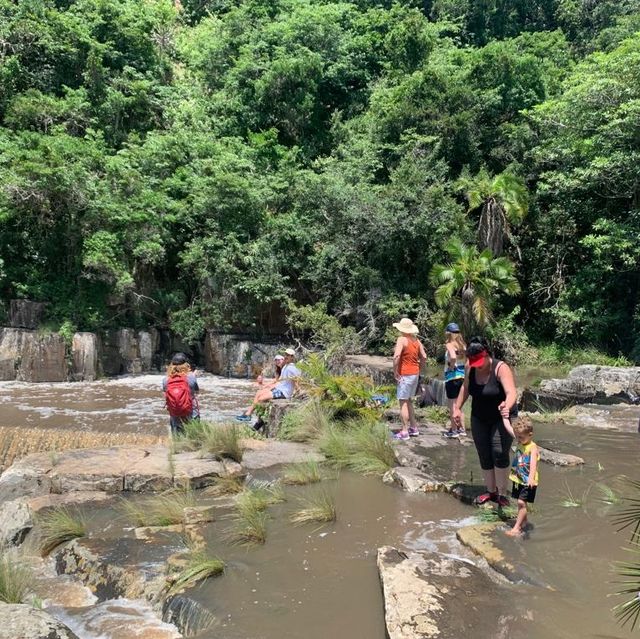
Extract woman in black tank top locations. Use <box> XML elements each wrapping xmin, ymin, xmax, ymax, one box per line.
<box><xmin>452</xmin><ymin>337</ymin><xmax>518</xmax><ymax>507</ymax></box>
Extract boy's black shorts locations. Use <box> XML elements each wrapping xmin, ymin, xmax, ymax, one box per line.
<box><xmin>512</xmin><ymin>482</ymin><xmax>537</xmax><ymax>503</ymax></box>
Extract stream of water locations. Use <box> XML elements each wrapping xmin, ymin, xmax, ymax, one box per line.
<box><xmin>1</xmin><ymin>373</ymin><xmax>639</xmax><ymax>638</ymax></box>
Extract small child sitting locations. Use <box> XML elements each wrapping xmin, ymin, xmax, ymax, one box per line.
<box><xmin>506</xmin><ymin>416</ymin><xmax>539</xmax><ymax>537</ymax></box>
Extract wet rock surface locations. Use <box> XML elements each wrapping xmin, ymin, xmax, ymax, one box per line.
<box><xmin>523</xmin><ymin>365</ymin><xmax>640</xmax><ymax>410</ymax></box>
<box><xmin>377</xmin><ymin>546</ymin><xmax>515</xmax><ymax>639</ymax></box>
<box><xmin>55</xmin><ymin>536</ymin><xmax>180</xmax><ymax>603</ymax></box>
<box><xmin>0</xmin><ymin>603</ymin><xmax>79</xmax><ymax>639</ymax></box>
<box><xmin>456</xmin><ymin>522</ymin><xmax>550</xmax><ymax>587</ymax></box>
<box><xmin>0</xmin><ymin>446</ymin><xmax>236</xmax><ymax>503</ymax></box>
<box><xmin>538</xmin><ymin>445</ymin><xmax>584</xmax><ymax>466</ymax></box>
<box><xmin>242</xmin><ymin>439</ymin><xmax>325</xmax><ymax>469</ymax></box>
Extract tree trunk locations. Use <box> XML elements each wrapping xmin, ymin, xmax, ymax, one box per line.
<box><xmin>478</xmin><ymin>198</ymin><xmax>505</xmax><ymax>256</ymax></box>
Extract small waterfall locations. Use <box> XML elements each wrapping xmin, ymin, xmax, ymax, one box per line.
<box><xmin>0</xmin><ymin>427</ymin><xmax>167</xmax><ymax>472</ymax></box>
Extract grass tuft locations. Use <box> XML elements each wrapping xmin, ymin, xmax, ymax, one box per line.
<box><xmin>236</xmin><ymin>481</ymin><xmax>285</xmax><ymax>512</ymax></box>
<box><xmin>278</xmin><ymin>399</ymin><xmax>333</xmax><ymax>443</ymax></box>
<box><xmin>319</xmin><ymin>420</ymin><xmax>395</xmax><ymax>476</ymax></box>
<box><xmin>559</xmin><ymin>483</ymin><xmax>589</xmax><ymax>509</ymax></box>
<box><xmin>173</xmin><ymin>421</ymin><xmax>245</xmax><ymax>461</ymax></box>
<box><xmin>120</xmin><ymin>487</ymin><xmax>196</xmax><ymax>527</ymax></box>
<box><xmin>202</xmin><ymin>476</ymin><xmax>245</xmax><ymax>497</ymax></box>
<box><xmin>38</xmin><ymin>507</ymin><xmax>87</xmax><ymax>556</ymax></box>
<box><xmin>0</xmin><ymin>550</ymin><xmax>32</xmax><ymax>603</ymax></box>
<box><xmin>168</xmin><ymin>547</ymin><xmax>224</xmax><ymax>595</ymax></box>
<box><xmin>596</xmin><ymin>482</ymin><xmax>621</xmax><ymax>505</ymax></box>
<box><xmin>282</xmin><ymin>461</ymin><xmax>323</xmax><ymax>485</ymax></box>
<box><xmin>228</xmin><ymin>507</ymin><xmax>268</xmax><ymax>546</ymax></box>
<box><xmin>290</xmin><ymin>489</ymin><xmax>337</xmax><ymax>525</ymax></box>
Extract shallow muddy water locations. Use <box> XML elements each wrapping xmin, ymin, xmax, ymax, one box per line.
<box><xmin>2</xmin><ymin>372</ymin><xmax>639</xmax><ymax>639</ymax></box>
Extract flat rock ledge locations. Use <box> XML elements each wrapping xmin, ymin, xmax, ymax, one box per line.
<box><xmin>0</xmin><ymin>603</ymin><xmax>79</xmax><ymax>639</ymax></box>
<box><xmin>0</xmin><ymin>445</ymin><xmax>238</xmax><ymax>505</ymax></box>
<box><xmin>377</xmin><ymin>546</ymin><xmax>512</xmax><ymax>639</ymax></box>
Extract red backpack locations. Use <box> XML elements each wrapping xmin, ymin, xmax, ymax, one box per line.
<box><xmin>165</xmin><ymin>375</ymin><xmax>193</xmax><ymax>417</ymax></box>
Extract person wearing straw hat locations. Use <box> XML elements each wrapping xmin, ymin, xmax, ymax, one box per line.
<box><xmin>392</xmin><ymin>317</ymin><xmax>427</xmax><ymax>440</ymax></box>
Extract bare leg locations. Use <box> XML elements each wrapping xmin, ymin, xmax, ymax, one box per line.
<box><xmin>505</xmin><ymin>499</ymin><xmax>527</xmax><ymax>536</ymax></box>
<box><xmin>407</xmin><ymin>399</ymin><xmax>418</xmax><ymax>429</ymax></box>
<box><xmin>482</xmin><ymin>469</ymin><xmax>497</xmax><ymax>494</ymax></box>
<box><xmin>245</xmin><ymin>388</ymin><xmax>273</xmax><ymax>416</ymax></box>
<box><xmin>398</xmin><ymin>399</ymin><xmax>410</xmax><ymax>434</ymax></box>
<box><xmin>495</xmin><ymin>466</ymin><xmax>510</xmax><ymax>497</ymax></box>
<box><xmin>447</xmin><ymin>398</ymin><xmax>455</xmax><ymax>432</ymax></box>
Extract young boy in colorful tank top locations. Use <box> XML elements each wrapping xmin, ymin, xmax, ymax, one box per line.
<box><xmin>506</xmin><ymin>417</ymin><xmax>539</xmax><ymax>537</ymax></box>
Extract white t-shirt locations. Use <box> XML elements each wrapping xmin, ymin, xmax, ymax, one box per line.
<box><xmin>275</xmin><ymin>363</ymin><xmax>301</xmax><ymax>399</ymax></box>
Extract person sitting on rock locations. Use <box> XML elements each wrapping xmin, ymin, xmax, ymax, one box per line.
<box><xmin>236</xmin><ymin>348</ymin><xmax>301</xmax><ymax>423</ymax></box>
<box><xmin>256</xmin><ymin>354</ymin><xmax>284</xmax><ymax>386</ymax></box>
<box><xmin>162</xmin><ymin>352</ymin><xmax>200</xmax><ymax>435</ymax></box>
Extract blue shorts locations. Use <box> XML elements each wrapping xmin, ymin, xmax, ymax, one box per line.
<box><xmin>271</xmin><ymin>389</ymin><xmax>286</xmax><ymax>400</ymax></box>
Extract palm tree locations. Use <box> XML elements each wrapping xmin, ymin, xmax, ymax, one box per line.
<box><xmin>429</xmin><ymin>239</ymin><xmax>520</xmax><ymax>336</ymax></box>
<box><xmin>458</xmin><ymin>168</ymin><xmax>529</xmax><ymax>256</ymax></box>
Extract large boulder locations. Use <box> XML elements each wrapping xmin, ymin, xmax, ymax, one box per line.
<box><xmin>523</xmin><ymin>365</ymin><xmax>640</xmax><ymax>411</ymax></box>
<box><xmin>18</xmin><ymin>332</ymin><xmax>67</xmax><ymax>382</ymax></box>
<box><xmin>0</xmin><ymin>603</ymin><xmax>79</xmax><ymax>639</ymax></box>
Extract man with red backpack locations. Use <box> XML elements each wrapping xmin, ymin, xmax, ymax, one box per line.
<box><xmin>162</xmin><ymin>352</ymin><xmax>200</xmax><ymax>435</ymax></box>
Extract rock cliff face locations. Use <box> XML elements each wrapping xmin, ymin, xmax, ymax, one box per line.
<box><xmin>8</xmin><ymin>299</ymin><xmax>46</xmax><ymax>329</ymax></box>
<box><xmin>0</xmin><ymin>603</ymin><xmax>79</xmax><ymax>639</ymax></box>
<box><xmin>204</xmin><ymin>333</ymin><xmax>281</xmax><ymax>377</ymax></box>
<box><xmin>0</xmin><ymin>324</ymin><xmax>286</xmax><ymax>382</ymax></box>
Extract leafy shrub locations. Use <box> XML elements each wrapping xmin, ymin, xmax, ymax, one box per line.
<box><xmin>287</xmin><ymin>301</ymin><xmax>363</xmax><ymax>362</ymax></box>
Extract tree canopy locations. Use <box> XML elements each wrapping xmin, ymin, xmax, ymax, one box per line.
<box><xmin>0</xmin><ymin>0</ymin><xmax>638</xmax><ymax>359</ymax></box>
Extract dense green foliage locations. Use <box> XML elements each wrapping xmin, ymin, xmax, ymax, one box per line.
<box><xmin>0</xmin><ymin>0</ymin><xmax>638</xmax><ymax>358</ymax></box>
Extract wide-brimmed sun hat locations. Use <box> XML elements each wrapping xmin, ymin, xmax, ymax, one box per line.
<box><xmin>393</xmin><ymin>317</ymin><xmax>419</xmax><ymax>335</ymax></box>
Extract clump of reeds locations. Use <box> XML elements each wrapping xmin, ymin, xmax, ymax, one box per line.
<box><xmin>168</xmin><ymin>546</ymin><xmax>225</xmax><ymax>595</ymax></box>
<box><xmin>120</xmin><ymin>487</ymin><xmax>197</xmax><ymax>527</ymax></box>
<box><xmin>596</xmin><ymin>482</ymin><xmax>621</xmax><ymax>505</ymax></box>
<box><xmin>202</xmin><ymin>476</ymin><xmax>245</xmax><ymax>497</ymax></box>
<box><xmin>228</xmin><ymin>506</ymin><xmax>269</xmax><ymax>546</ymax></box>
<box><xmin>282</xmin><ymin>461</ymin><xmax>323</xmax><ymax>485</ymax></box>
<box><xmin>278</xmin><ymin>399</ymin><xmax>332</xmax><ymax>443</ymax></box>
<box><xmin>235</xmin><ymin>481</ymin><xmax>285</xmax><ymax>512</ymax></box>
<box><xmin>290</xmin><ymin>489</ymin><xmax>337</xmax><ymax>525</ymax></box>
<box><xmin>38</xmin><ymin>507</ymin><xmax>87</xmax><ymax>556</ymax></box>
<box><xmin>319</xmin><ymin>420</ymin><xmax>395</xmax><ymax>476</ymax></box>
<box><xmin>559</xmin><ymin>482</ymin><xmax>589</xmax><ymax>509</ymax></box>
<box><xmin>0</xmin><ymin>550</ymin><xmax>32</xmax><ymax>603</ymax></box>
<box><xmin>172</xmin><ymin>421</ymin><xmax>245</xmax><ymax>462</ymax></box>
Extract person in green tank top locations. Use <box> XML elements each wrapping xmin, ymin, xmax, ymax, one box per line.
<box><xmin>506</xmin><ymin>417</ymin><xmax>539</xmax><ymax>538</ymax></box>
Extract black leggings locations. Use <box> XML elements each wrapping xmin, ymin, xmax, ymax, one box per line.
<box><xmin>471</xmin><ymin>416</ymin><xmax>513</xmax><ymax>470</ymax></box>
